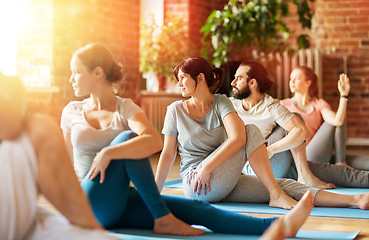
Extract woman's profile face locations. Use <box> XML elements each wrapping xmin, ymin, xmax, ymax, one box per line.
<box><xmin>69</xmin><ymin>56</ymin><xmax>95</xmax><ymax>97</ymax></box>
<box><xmin>177</xmin><ymin>69</ymin><xmax>197</xmax><ymax>97</ymax></box>
<box><xmin>289</xmin><ymin>69</ymin><xmax>310</xmax><ymax>94</ymax></box>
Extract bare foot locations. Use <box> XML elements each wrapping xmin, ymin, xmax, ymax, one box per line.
<box><xmin>269</xmin><ymin>192</ymin><xmax>298</xmax><ymax>210</ymax></box>
<box><xmin>259</xmin><ymin>219</ymin><xmax>285</xmax><ymax>240</ymax></box>
<box><xmin>281</xmin><ymin>191</ymin><xmax>314</xmax><ymax>238</ymax></box>
<box><xmin>353</xmin><ymin>192</ymin><xmax>369</xmax><ymax>210</ymax></box>
<box><xmin>298</xmin><ymin>175</ymin><xmax>335</xmax><ymax>189</ymax></box>
<box><xmin>153</xmin><ymin>213</ymin><xmax>205</xmax><ymax>236</ymax></box>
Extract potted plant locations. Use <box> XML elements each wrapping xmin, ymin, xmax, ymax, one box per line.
<box><xmin>140</xmin><ymin>14</ymin><xmax>189</xmax><ymax>91</ymax></box>
<box><xmin>200</xmin><ymin>0</ymin><xmax>314</xmax><ymax>67</ymax></box>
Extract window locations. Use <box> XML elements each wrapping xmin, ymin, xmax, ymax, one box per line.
<box><xmin>0</xmin><ymin>0</ymin><xmax>56</xmax><ymax>91</ymax></box>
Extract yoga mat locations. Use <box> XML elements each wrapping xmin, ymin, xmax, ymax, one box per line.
<box><xmin>163</xmin><ymin>179</ymin><xmax>369</xmax><ymax>219</ymax></box>
<box><xmin>163</xmin><ymin>179</ymin><xmax>183</xmax><ymax>188</ymax></box>
<box><xmin>110</xmin><ymin>228</ymin><xmax>360</xmax><ymax>240</ymax></box>
<box><xmin>211</xmin><ymin>202</ymin><xmax>369</xmax><ymax>219</ymax></box>
<box><xmin>164</xmin><ymin>179</ymin><xmax>369</xmax><ymax>195</ymax></box>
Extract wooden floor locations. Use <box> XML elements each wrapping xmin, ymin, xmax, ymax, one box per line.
<box><xmin>37</xmin><ymin>147</ymin><xmax>369</xmax><ymax>239</ymax></box>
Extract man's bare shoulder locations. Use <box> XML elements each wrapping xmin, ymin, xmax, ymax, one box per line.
<box><xmin>25</xmin><ymin>114</ymin><xmax>63</xmax><ymax>150</ymax></box>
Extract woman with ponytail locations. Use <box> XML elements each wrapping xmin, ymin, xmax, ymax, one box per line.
<box><xmin>61</xmin><ymin>44</ymin><xmax>206</xmax><ymax>236</ymax></box>
<box><xmin>281</xmin><ymin>66</ymin><xmax>369</xmax><ymax>170</ymax></box>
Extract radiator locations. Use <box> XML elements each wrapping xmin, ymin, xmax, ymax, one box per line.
<box><xmin>140</xmin><ymin>91</ymin><xmax>186</xmax><ymax>138</ymax></box>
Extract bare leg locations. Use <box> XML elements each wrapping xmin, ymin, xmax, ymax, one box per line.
<box><xmin>259</xmin><ymin>219</ymin><xmax>285</xmax><ymax>240</ymax></box>
<box><xmin>259</xmin><ymin>191</ymin><xmax>314</xmax><ymax>240</ymax></box>
<box><xmin>292</xmin><ymin>142</ymin><xmax>335</xmax><ymax>189</ymax></box>
<box><xmin>154</xmin><ymin>213</ymin><xmax>205</xmax><ymax>236</ymax></box>
<box><xmin>314</xmin><ymin>190</ymin><xmax>369</xmax><ymax>210</ymax></box>
<box><xmin>249</xmin><ymin>144</ymin><xmax>298</xmax><ymax>209</ymax></box>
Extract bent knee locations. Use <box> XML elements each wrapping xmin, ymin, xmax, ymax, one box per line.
<box><xmin>109</xmin><ymin>130</ymin><xmax>138</xmax><ymax>146</ymax></box>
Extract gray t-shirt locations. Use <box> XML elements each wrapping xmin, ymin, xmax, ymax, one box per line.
<box><xmin>230</xmin><ymin>94</ymin><xmax>294</xmax><ymax>138</ymax></box>
<box><xmin>162</xmin><ymin>94</ymin><xmax>235</xmax><ymax>176</ymax></box>
<box><xmin>61</xmin><ymin>97</ymin><xmax>143</xmax><ymax>181</ymax></box>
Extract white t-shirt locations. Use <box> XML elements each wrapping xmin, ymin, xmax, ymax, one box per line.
<box><xmin>61</xmin><ymin>97</ymin><xmax>143</xmax><ymax>181</ymax></box>
<box><xmin>230</xmin><ymin>94</ymin><xmax>294</xmax><ymax>138</ymax></box>
<box><xmin>0</xmin><ymin>132</ymin><xmax>117</xmax><ymax>240</ymax></box>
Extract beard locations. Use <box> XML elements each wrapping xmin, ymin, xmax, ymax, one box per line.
<box><xmin>232</xmin><ymin>84</ymin><xmax>251</xmax><ymax>100</ymax></box>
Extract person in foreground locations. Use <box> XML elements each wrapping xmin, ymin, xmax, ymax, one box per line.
<box><xmin>155</xmin><ymin>57</ymin><xmax>369</xmax><ymax>211</ymax></box>
<box><xmin>0</xmin><ymin>74</ymin><xmax>117</xmax><ymax>240</ymax></box>
<box><xmin>280</xmin><ymin>66</ymin><xmax>369</xmax><ymax>170</ymax></box>
<box><xmin>231</xmin><ymin>61</ymin><xmax>369</xmax><ymax>189</ymax></box>
<box><xmin>60</xmin><ymin>44</ymin><xmax>314</xmax><ymax>237</ymax></box>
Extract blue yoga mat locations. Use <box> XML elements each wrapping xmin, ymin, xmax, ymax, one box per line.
<box><xmin>163</xmin><ymin>179</ymin><xmax>369</xmax><ymax>219</ymax></box>
<box><xmin>110</xmin><ymin>228</ymin><xmax>360</xmax><ymax>240</ymax></box>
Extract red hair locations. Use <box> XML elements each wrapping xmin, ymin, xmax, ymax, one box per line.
<box><xmin>294</xmin><ymin>66</ymin><xmax>319</xmax><ymax>98</ymax></box>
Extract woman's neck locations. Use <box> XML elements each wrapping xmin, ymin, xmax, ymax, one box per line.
<box><xmin>293</xmin><ymin>92</ymin><xmax>312</xmax><ymax>106</ymax></box>
<box><xmin>189</xmin><ymin>90</ymin><xmax>214</xmax><ymax>114</ymax></box>
<box><xmin>88</xmin><ymin>87</ymin><xmax>117</xmax><ymax>111</ymax></box>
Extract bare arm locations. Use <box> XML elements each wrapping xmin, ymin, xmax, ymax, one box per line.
<box><xmin>192</xmin><ymin>112</ymin><xmax>246</xmax><ymax>196</ymax></box>
<box><xmin>27</xmin><ymin>114</ymin><xmax>102</xmax><ymax>230</ymax></box>
<box><xmin>321</xmin><ymin>73</ymin><xmax>350</xmax><ymax>127</ymax></box>
<box><xmin>100</xmin><ymin>112</ymin><xmax>163</xmax><ymax>160</ymax></box>
<box><xmin>201</xmin><ymin>112</ymin><xmax>246</xmax><ymax>172</ymax></box>
<box><xmin>267</xmin><ymin>115</ymin><xmax>310</xmax><ymax>158</ymax></box>
<box><xmin>62</xmin><ymin>131</ymin><xmax>73</xmax><ymax>163</ymax></box>
<box><xmin>155</xmin><ymin>135</ymin><xmax>178</xmax><ymax>192</ymax></box>
<box><xmin>88</xmin><ymin>112</ymin><xmax>163</xmax><ymax>182</ymax></box>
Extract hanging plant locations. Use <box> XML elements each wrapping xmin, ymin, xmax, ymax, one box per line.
<box><xmin>200</xmin><ymin>0</ymin><xmax>314</xmax><ymax>67</ymax></box>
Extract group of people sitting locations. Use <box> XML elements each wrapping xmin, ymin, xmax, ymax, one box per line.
<box><xmin>2</xmin><ymin>43</ymin><xmax>369</xmax><ymax>240</ymax></box>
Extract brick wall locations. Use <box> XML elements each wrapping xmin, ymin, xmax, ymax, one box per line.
<box><xmin>17</xmin><ymin>0</ymin><xmax>140</xmax><ymax>122</ymax></box>
<box><xmin>164</xmin><ymin>0</ymin><xmax>227</xmax><ymax>55</ymax></box>
<box><xmin>309</xmin><ymin>0</ymin><xmax>369</xmax><ymax>139</ymax></box>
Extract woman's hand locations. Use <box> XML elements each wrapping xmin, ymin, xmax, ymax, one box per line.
<box><xmin>88</xmin><ymin>149</ymin><xmax>111</xmax><ymax>183</ymax></box>
<box><xmin>338</xmin><ymin>73</ymin><xmax>350</xmax><ymax>96</ymax></box>
<box><xmin>192</xmin><ymin>167</ymin><xmax>211</xmax><ymax>197</ymax></box>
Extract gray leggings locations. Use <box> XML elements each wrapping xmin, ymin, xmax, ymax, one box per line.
<box><xmin>307</xmin><ymin>121</ymin><xmax>369</xmax><ymax>170</ymax></box>
<box><xmin>182</xmin><ymin>124</ymin><xmax>319</xmax><ymax>203</ymax></box>
<box><xmin>243</xmin><ymin>120</ymin><xmax>369</xmax><ymax>188</ymax></box>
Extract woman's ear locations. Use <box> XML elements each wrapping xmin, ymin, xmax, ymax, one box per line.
<box><xmin>93</xmin><ymin>66</ymin><xmax>104</xmax><ymax>79</ymax></box>
<box><xmin>197</xmin><ymin>73</ymin><xmax>207</xmax><ymax>85</ymax></box>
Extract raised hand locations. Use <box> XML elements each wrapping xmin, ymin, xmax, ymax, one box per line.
<box><xmin>338</xmin><ymin>73</ymin><xmax>350</xmax><ymax>97</ymax></box>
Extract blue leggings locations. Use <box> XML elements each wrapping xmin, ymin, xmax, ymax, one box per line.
<box><xmin>81</xmin><ymin>130</ymin><xmax>276</xmax><ymax>234</ymax></box>
<box><xmin>81</xmin><ymin>131</ymin><xmax>170</xmax><ymax>229</ymax></box>
<box><xmin>116</xmin><ymin>187</ymin><xmax>276</xmax><ymax>235</ymax></box>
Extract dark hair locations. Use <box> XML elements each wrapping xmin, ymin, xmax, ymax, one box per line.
<box><xmin>239</xmin><ymin>61</ymin><xmax>274</xmax><ymax>93</ymax></box>
<box><xmin>73</xmin><ymin>44</ymin><xmax>123</xmax><ymax>83</ymax></box>
<box><xmin>294</xmin><ymin>66</ymin><xmax>319</xmax><ymax>98</ymax></box>
<box><xmin>173</xmin><ymin>57</ymin><xmax>224</xmax><ymax>94</ymax></box>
